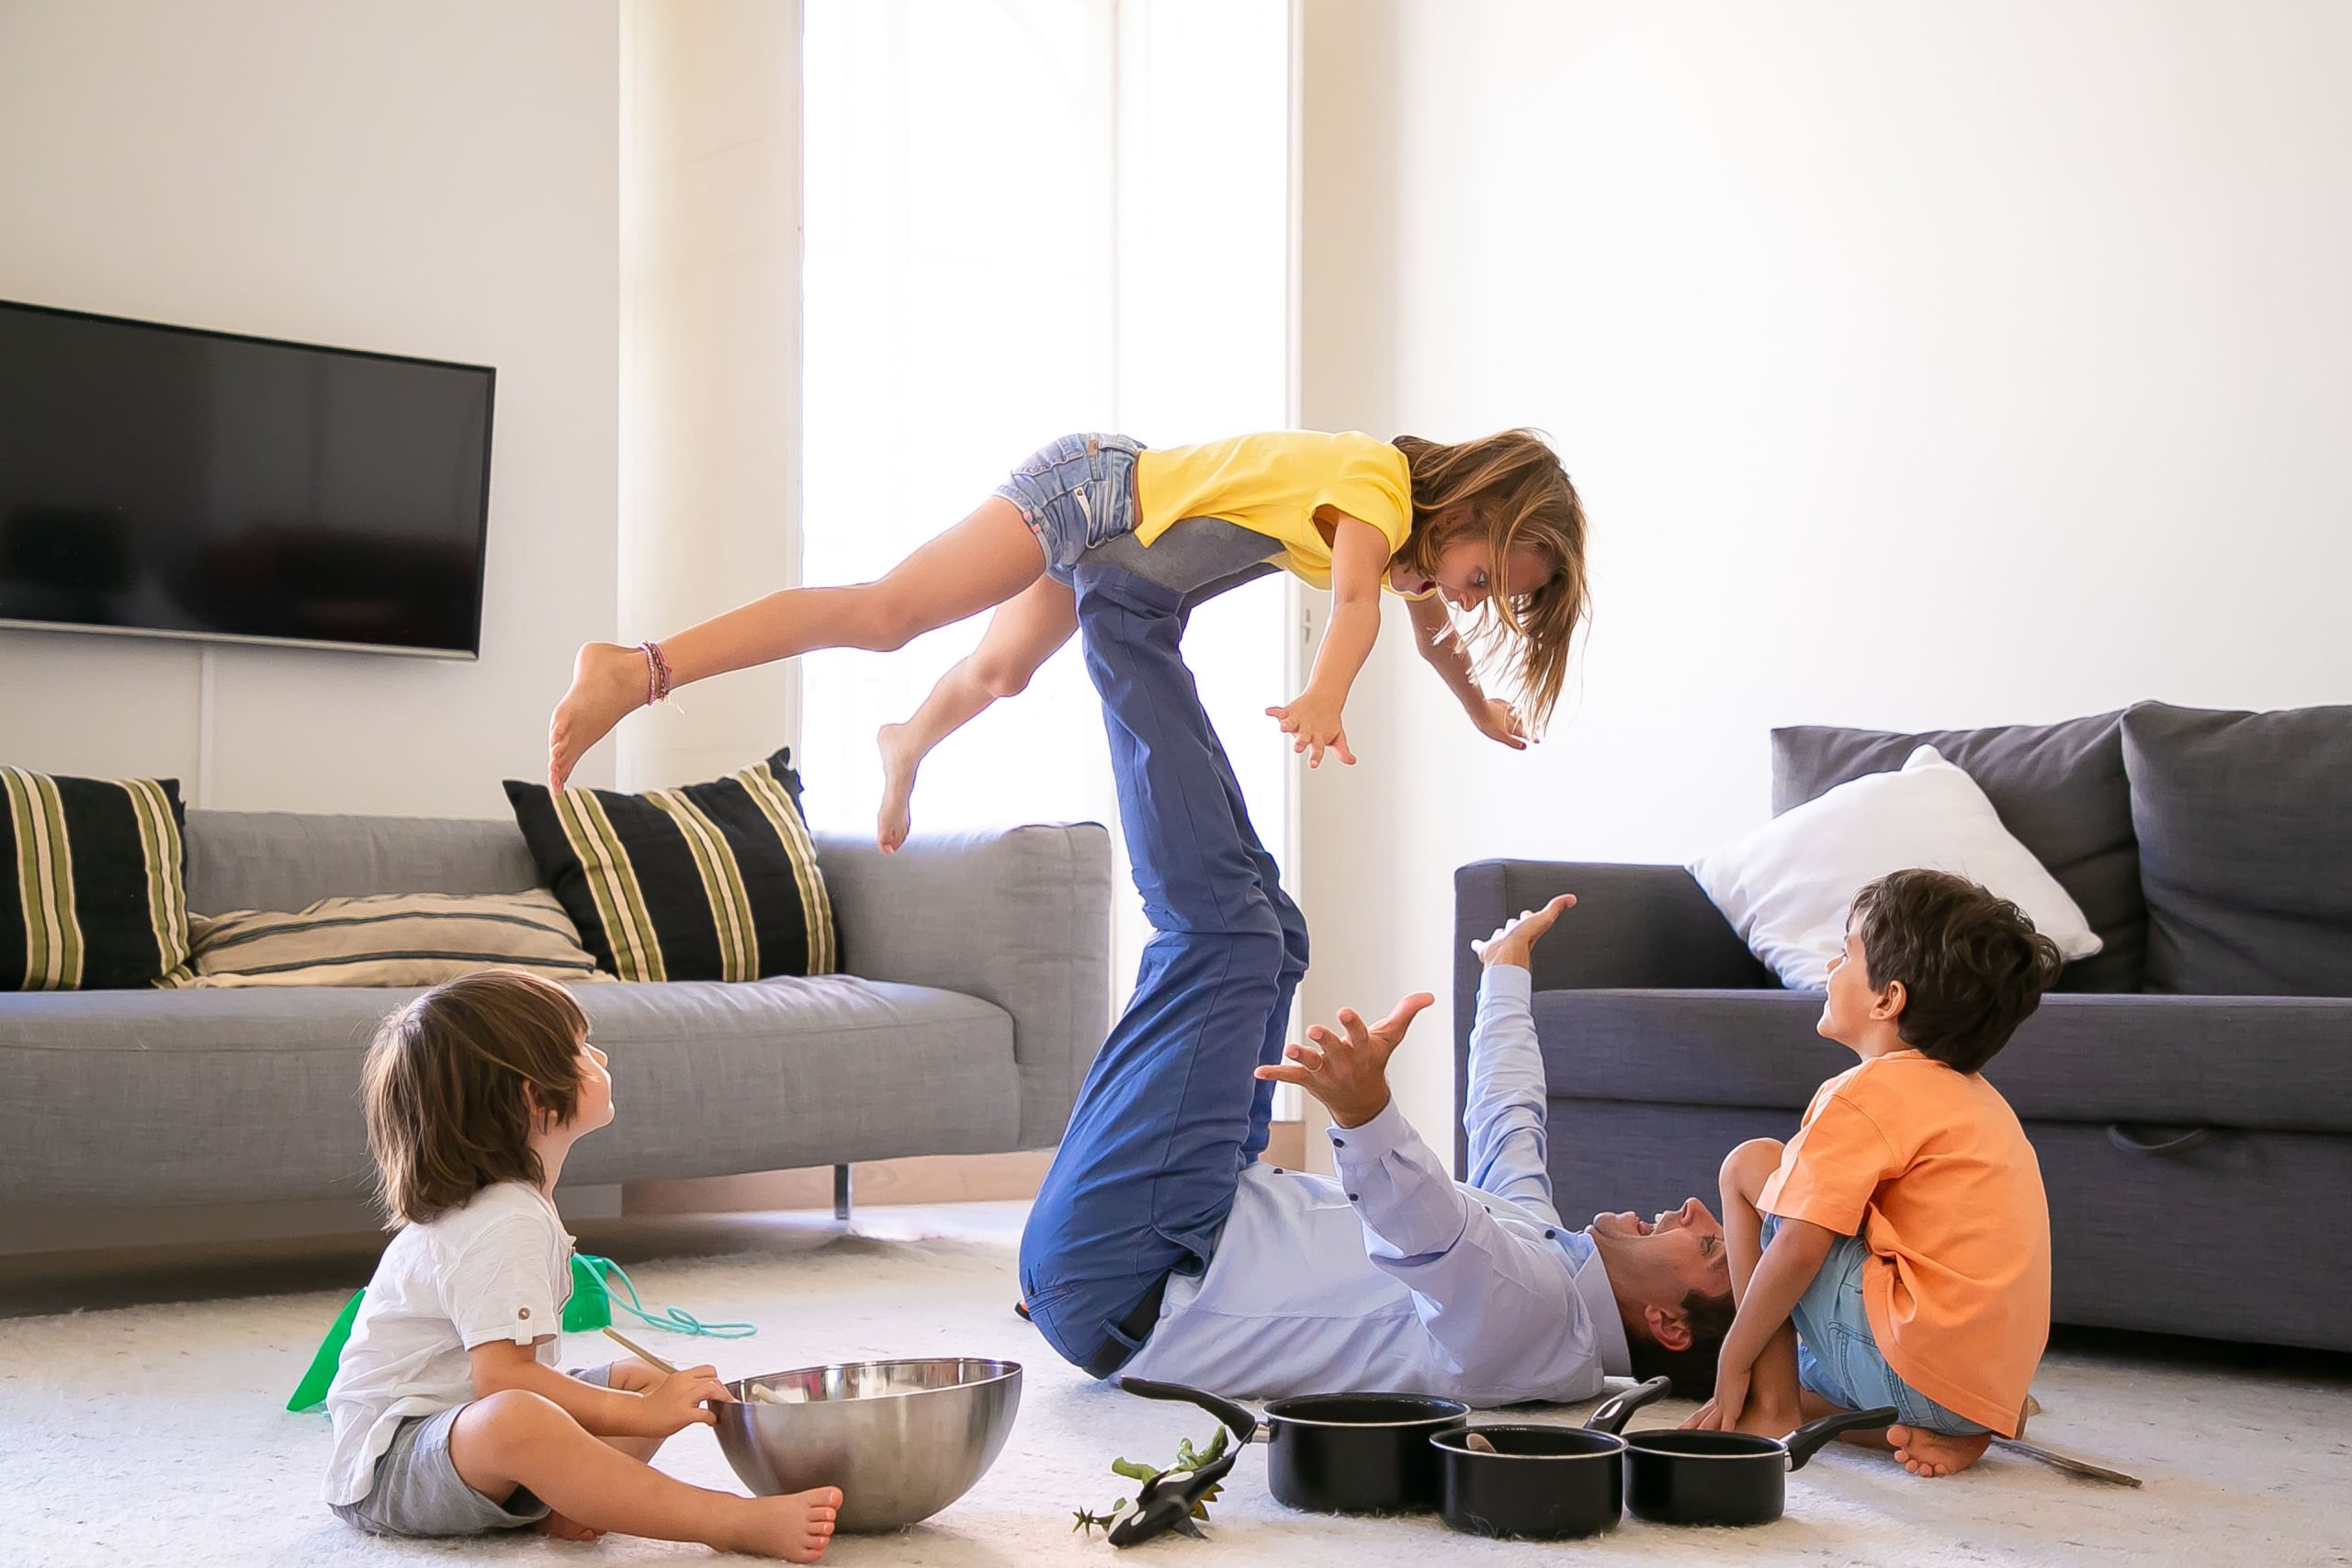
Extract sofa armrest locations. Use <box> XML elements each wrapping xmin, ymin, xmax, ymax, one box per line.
<box><xmin>816</xmin><ymin>823</ymin><xmax>1112</xmax><ymax>1149</ymax></box>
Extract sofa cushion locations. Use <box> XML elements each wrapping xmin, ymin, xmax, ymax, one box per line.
<box><xmin>0</xmin><ymin>976</ymin><xmax>1017</xmax><ymax>1206</ymax></box>
<box><xmin>2122</xmin><ymin>701</ymin><xmax>2352</xmax><ymax>997</ymax></box>
<box><xmin>181</xmin><ymin>889</ymin><xmax>608</xmax><ymax>988</ymax></box>
<box><xmin>503</xmin><ymin>748</ymin><xmax>837</xmax><ymax>984</ymax></box>
<box><xmin>1531</xmin><ymin>987</ymin><xmax>2352</xmax><ymax>1134</ymax></box>
<box><xmin>1771</xmin><ymin>713</ymin><xmax>2142</xmax><ymax>991</ymax></box>
<box><xmin>2</xmin><ymin>767</ymin><xmax>191</xmax><ymax>991</ymax></box>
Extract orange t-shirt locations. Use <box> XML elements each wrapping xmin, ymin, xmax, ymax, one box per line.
<box><xmin>1757</xmin><ymin>1050</ymin><xmax>2050</xmax><ymax>1435</ymax></box>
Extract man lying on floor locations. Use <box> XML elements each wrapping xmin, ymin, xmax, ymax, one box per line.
<box><xmin>1015</xmin><ymin>548</ymin><xmax>1733</xmax><ymax>1405</ymax></box>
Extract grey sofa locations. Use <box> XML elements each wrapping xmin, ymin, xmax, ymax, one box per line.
<box><xmin>1454</xmin><ymin>702</ymin><xmax>2352</xmax><ymax>1354</ymax></box>
<box><xmin>0</xmin><ymin>810</ymin><xmax>1112</xmax><ymax>1215</ymax></box>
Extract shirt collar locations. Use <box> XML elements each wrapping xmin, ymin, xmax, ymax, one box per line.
<box><xmin>1575</xmin><ymin>1244</ymin><xmax>1634</xmax><ymax>1379</ymax></box>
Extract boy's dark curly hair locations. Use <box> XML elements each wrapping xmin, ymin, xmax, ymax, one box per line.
<box><xmin>1849</xmin><ymin>868</ymin><xmax>2066</xmax><ymax>1075</ymax></box>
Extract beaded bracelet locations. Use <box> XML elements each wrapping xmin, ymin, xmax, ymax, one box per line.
<box><xmin>639</xmin><ymin>639</ymin><xmax>674</xmax><ymax>705</ymax></box>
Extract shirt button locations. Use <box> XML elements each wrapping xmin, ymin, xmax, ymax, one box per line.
<box><xmin>1347</xmin><ymin>1193</ymin><xmax>1360</xmax><ymax>1202</ymax></box>
<box><xmin>1544</xmin><ymin>1229</ymin><xmax>1557</xmax><ymax>1239</ymax></box>
<box><xmin>518</xmin><ymin>1307</ymin><xmax>531</xmax><ymax>1319</ymax></box>
<box><xmin>1331</xmin><ymin>1137</ymin><xmax>1345</xmax><ymax>1147</ymax></box>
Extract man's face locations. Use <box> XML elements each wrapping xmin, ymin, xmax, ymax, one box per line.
<box><xmin>1589</xmin><ymin>1196</ymin><xmax>1729</xmax><ymax>1298</ymax></box>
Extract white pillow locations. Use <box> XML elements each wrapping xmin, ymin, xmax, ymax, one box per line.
<box><xmin>1688</xmin><ymin>745</ymin><xmax>2102</xmax><ymax>991</ymax></box>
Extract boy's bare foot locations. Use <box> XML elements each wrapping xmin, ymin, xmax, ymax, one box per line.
<box><xmin>1887</xmin><ymin>1425</ymin><xmax>1991</xmax><ymax>1477</ymax></box>
<box><xmin>726</xmin><ymin>1487</ymin><xmax>842</xmax><ymax>1562</ymax></box>
<box><xmin>549</xmin><ymin>642</ymin><xmax>648</xmax><ymax>790</ymax></box>
<box><xmin>876</xmin><ymin>723</ymin><xmax>922</xmax><ymax>852</ymax></box>
<box><xmin>535</xmin><ymin>1510</ymin><xmax>605</xmax><ymax>1541</ymax></box>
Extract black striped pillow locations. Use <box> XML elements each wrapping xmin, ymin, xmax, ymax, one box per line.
<box><xmin>2</xmin><ymin>767</ymin><xmax>193</xmax><ymax>990</ymax></box>
<box><xmin>501</xmin><ymin>747</ymin><xmax>836</xmax><ymax>983</ymax></box>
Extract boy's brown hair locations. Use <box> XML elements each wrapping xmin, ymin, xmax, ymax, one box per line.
<box><xmin>362</xmin><ymin>968</ymin><xmax>590</xmax><ymax>1226</ymax></box>
<box><xmin>1849</xmin><ymin>869</ymin><xmax>2065</xmax><ymax>1075</ymax></box>
<box><xmin>1390</xmin><ymin>428</ymin><xmax>1590</xmax><ymax>734</ymax></box>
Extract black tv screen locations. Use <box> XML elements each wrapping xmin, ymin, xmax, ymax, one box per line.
<box><xmin>0</xmin><ymin>300</ymin><xmax>493</xmax><ymax>658</ymax></box>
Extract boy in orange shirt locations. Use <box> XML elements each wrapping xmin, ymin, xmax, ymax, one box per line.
<box><xmin>1690</xmin><ymin>869</ymin><xmax>2063</xmax><ymax>1477</ymax></box>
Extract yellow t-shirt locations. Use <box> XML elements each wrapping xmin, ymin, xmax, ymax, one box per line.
<box><xmin>1757</xmin><ymin>1051</ymin><xmax>2051</xmax><ymax>1436</ymax></box>
<box><xmin>1132</xmin><ymin>431</ymin><xmax>1415</xmax><ymax>591</ymax></box>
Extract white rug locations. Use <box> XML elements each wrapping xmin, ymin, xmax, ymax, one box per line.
<box><xmin>3</xmin><ymin>1204</ymin><xmax>2347</xmax><ymax>1568</ymax></box>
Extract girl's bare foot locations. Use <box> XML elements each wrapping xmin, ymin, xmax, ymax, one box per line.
<box><xmin>1886</xmin><ymin>1424</ymin><xmax>1991</xmax><ymax>1477</ymax></box>
<box><xmin>726</xmin><ymin>1487</ymin><xmax>842</xmax><ymax>1561</ymax></box>
<box><xmin>549</xmin><ymin>642</ymin><xmax>649</xmax><ymax>790</ymax></box>
<box><xmin>876</xmin><ymin>723</ymin><xmax>923</xmax><ymax>852</ymax></box>
<box><xmin>534</xmin><ymin>1510</ymin><xmax>605</xmax><ymax>1541</ymax></box>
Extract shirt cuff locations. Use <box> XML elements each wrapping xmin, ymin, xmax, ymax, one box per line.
<box><xmin>1326</xmin><ymin>1096</ymin><xmax>1416</xmax><ymax>1164</ymax></box>
<box><xmin>1479</xmin><ymin>964</ymin><xmax>1532</xmax><ymax>1007</ymax></box>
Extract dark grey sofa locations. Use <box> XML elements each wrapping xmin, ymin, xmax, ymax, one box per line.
<box><xmin>1454</xmin><ymin>702</ymin><xmax>2352</xmax><ymax>1353</ymax></box>
<box><xmin>1</xmin><ymin>810</ymin><xmax>1112</xmax><ymax>1217</ymax></box>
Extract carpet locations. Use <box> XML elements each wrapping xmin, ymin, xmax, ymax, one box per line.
<box><xmin>2</xmin><ymin>1203</ymin><xmax>2346</xmax><ymax>1567</ymax></box>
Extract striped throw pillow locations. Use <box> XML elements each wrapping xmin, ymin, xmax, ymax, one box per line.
<box><xmin>2</xmin><ymin>766</ymin><xmax>192</xmax><ymax>991</ymax></box>
<box><xmin>501</xmin><ymin>747</ymin><xmax>836</xmax><ymax>983</ymax></box>
<box><xmin>180</xmin><ymin>889</ymin><xmax>610</xmax><ymax>988</ymax></box>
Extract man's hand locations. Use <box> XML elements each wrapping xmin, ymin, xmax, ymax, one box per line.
<box><xmin>1468</xmin><ymin>695</ymin><xmax>1530</xmax><ymax>750</ymax></box>
<box><xmin>1265</xmin><ymin>690</ymin><xmax>1357</xmax><ymax>768</ymax></box>
<box><xmin>1255</xmin><ymin>993</ymin><xmax>1433</xmax><ymax>1128</ymax></box>
<box><xmin>1469</xmin><ymin>894</ymin><xmax>1576</xmax><ymax>971</ymax></box>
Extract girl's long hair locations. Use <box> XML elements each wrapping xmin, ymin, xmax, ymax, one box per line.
<box><xmin>1390</xmin><ymin>428</ymin><xmax>1589</xmax><ymax>730</ymax></box>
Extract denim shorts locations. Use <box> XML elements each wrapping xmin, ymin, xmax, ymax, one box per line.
<box><xmin>994</xmin><ymin>433</ymin><xmax>1147</xmax><ymax>585</ymax></box>
<box><xmin>1759</xmin><ymin>1215</ymin><xmax>1987</xmax><ymax>1437</ymax></box>
<box><xmin>331</xmin><ymin>1363</ymin><xmax>613</xmax><ymax>1537</ymax></box>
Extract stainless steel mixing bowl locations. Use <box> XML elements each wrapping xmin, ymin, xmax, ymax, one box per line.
<box><xmin>713</xmin><ymin>1358</ymin><xmax>1023</xmax><ymax>1532</ymax></box>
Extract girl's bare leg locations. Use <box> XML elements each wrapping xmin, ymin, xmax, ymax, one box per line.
<box><xmin>876</xmin><ymin>574</ymin><xmax>1078</xmax><ymax>851</ymax></box>
<box><xmin>449</xmin><ymin>1389</ymin><xmax>841</xmax><ymax>1561</ymax></box>
<box><xmin>548</xmin><ymin>495</ymin><xmax>1043</xmax><ymax>788</ymax></box>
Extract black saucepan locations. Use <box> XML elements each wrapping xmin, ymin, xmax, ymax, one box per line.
<box><xmin>1429</xmin><ymin>1376</ymin><xmax>1673</xmax><ymax>1540</ymax></box>
<box><xmin>1121</xmin><ymin>1378</ymin><xmax>1469</xmax><ymax>1514</ymax></box>
<box><xmin>1622</xmin><ymin>1405</ymin><xmax>1900</xmax><ymax>1526</ymax></box>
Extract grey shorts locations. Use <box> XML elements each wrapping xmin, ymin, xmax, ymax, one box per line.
<box><xmin>332</xmin><ymin>1363</ymin><xmax>613</xmax><ymax>1538</ymax></box>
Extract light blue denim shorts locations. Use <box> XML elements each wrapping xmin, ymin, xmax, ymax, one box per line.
<box><xmin>994</xmin><ymin>433</ymin><xmax>1148</xmax><ymax>585</ymax></box>
<box><xmin>1759</xmin><ymin>1214</ymin><xmax>1988</xmax><ymax>1437</ymax></box>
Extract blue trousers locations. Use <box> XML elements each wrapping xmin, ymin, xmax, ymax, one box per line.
<box><xmin>1016</xmin><ymin>561</ymin><xmax>1308</xmax><ymax>1377</ymax></box>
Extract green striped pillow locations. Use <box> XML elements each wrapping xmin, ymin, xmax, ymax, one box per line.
<box><xmin>181</xmin><ymin>889</ymin><xmax>610</xmax><ymax>987</ymax></box>
<box><xmin>501</xmin><ymin>747</ymin><xmax>836</xmax><ymax>983</ymax></box>
<box><xmin>2</xmin><ymin>767</ymin><xmax>193</xmax><ymax>991</ymax></box>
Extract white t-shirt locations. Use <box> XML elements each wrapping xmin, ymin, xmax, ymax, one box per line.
<box><xmin>322</xmin><ymin>1181</ymin><xmax>576</xmax><ymax>1506</ymax></box>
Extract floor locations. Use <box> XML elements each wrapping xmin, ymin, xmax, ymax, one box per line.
<box><xmin>2</xmin><ymin>1202</ymin><xmax>2346</xmax><ymax>1568</ymax></box>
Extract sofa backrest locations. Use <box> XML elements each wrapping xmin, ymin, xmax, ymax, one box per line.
<box><xmin>1770</xmin><ymin>711</ymin><xmax>2143</xmax><ymax>993</ymax></box>
<box><xmin>186</xmin><ymin>811</ymin><xmax>538</xmax><ymax>915</ymax></box>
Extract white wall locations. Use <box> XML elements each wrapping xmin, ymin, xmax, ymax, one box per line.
<box><xmin>1297</xmin><ymin>0</ymin><xmax>2352</xmax><ymax>1147</ymax></box>
<box><xmin>0</xmin><ymin>0</ymin><xmax>621</xmax><ymax>817</ymax></box>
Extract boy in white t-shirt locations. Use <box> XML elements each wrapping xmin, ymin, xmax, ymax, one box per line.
<box><xmin>325</xmin><ymin>969</ymin><xmax>841</xmax><ymax>1560</ymax></box>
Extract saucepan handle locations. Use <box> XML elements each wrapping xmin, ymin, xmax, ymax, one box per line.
<box><xmin>1783</xmin><ymin>1406</ymin><xmax>1901</xmax><ymax>1471</ymax></box>
<box><xmin>1583</xmin><ymin>1376</ymin><xmax>1676</xmax><ymax>1436</ymax></box>
<box><xmin>1119</xmin><ymin>1377</ymin><xmax>1264</xmax><ymax>1444</ymax></box>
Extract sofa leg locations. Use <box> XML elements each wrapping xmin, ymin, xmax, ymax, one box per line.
<box><xmin>833</xmin><ymin>1164</ymin><xmax>853</xmax><ymax>1222</ymax></box>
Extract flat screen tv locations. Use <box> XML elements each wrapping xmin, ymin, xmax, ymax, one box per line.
<box><xmin>0</xmin><ymin>299</ymin><xmax>494</xmax><ymax>659</ymax></box>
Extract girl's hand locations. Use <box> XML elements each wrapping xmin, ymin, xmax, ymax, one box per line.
<box><xmin>637</xmin><ymin>1365</ymin><xmax>731</xmax><ymax>1437</ymax></box>
<box><xmin>1471</xmin><ymin>695</ymin><xmax>1530</xmax><ymax>750</ymax></box>
<box><xmin>1265</xmin><ymin>693</ymin><xmax>1358</xmax><ymax>768</ymax></box>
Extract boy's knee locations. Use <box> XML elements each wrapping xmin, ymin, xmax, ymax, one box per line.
<box><xmin>1720</xmin><ymin>1137</ymin><xmax>1785</xmax><ymax>1196</ymax></box>
<box><xmin>466</xmin><ymin>1388</ymin><xmax>569</xmax><ymax>1449</ymax></box>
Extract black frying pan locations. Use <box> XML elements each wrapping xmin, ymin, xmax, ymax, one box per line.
<box><xmin>1430</xmin><ymin>1376</ymin><xmax>1674</xmax><ymax>1539</ymax></box>
<box><xmin>1622</xmin><ymin>1405</ymin><xmax>1900</xmax><ymax>1526</ymax></box>
<box><xmin>1120</xmin><ymin>1377</ymin><xmax>1468</xmax><ymax>1515</ymax></box>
